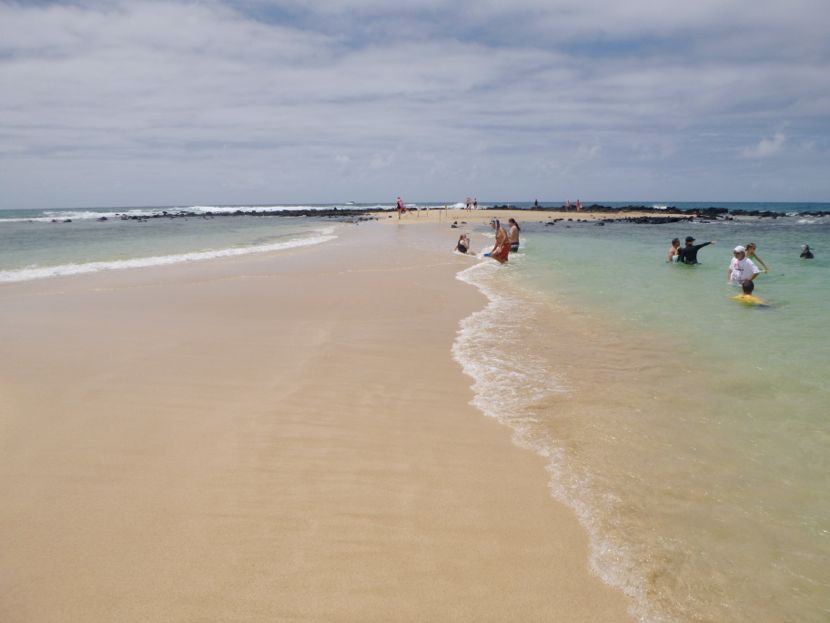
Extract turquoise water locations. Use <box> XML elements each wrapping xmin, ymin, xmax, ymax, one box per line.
<box><xmin>0</xmin><ymin>209</ymin><xmax>341</xmax><ymax>282</ymax></box>
<box><xmin>455</xmin><ymin>214</ymin><xmax>829</xmax><ymax>621</ymax></box>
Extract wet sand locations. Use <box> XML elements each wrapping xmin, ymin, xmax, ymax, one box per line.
<box><xmin>0</xmin><ymin>223</ymin><xmax>633</xmax><ymax>622</ymax></box>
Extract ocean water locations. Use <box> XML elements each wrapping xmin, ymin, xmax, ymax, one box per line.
<box><xmin>454</xmin><ymin>210</ymin><xmax>830</xmax><ymax>622</ymax></box>
<box><xmin>0</xmin><ymin>205</ymin><xmax>345</xmax><ymax>282</ymax></box>
<box><xmin>3</xmin><ymin>201</ymin><xmax>828</xmax><ymax>620</ymax></box>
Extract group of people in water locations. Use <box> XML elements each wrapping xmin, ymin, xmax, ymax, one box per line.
<box><xmin>667</xmin><ymin>235</ymin><xmax>815</xmax><ymax>306</ymax></box>
<box><xmin>455</xmin><ymin>218</ymin><xmax>520</xmax><ymax>263</ymax></box>
<box><xmin>451</xmin><ymin>214</ymin><xmax>815</xmax><ymax>308</ymax></box>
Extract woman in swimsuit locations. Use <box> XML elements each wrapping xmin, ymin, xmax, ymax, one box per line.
<box><xmin>508</xmin><ymin>218</ymin><xmax>521</xmax><ymax>252</ymax></box>
<box><xmin>489</xmin><ymin>219</ymin><xmax>510</xmax><ymax>264</ymax></box>
<box><xmin>455</xmin><ymin>234</ymin><xmax>470</xmax><ymax>254</ymax></box>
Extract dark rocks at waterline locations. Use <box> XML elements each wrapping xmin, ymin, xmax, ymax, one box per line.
<box><xmin>106</xmin><ymin>208</ymin><xmax>378</xmax><ymax>222</ymax></box>
<box><xmin>488</xmin><ymin>204</ymin><xmax>830</xmax><ymax>220</ymax></box>
<box><xmin>610</xmin><ymin>216</ymin><xmax>693</xmax><ymax>225</ymax></box>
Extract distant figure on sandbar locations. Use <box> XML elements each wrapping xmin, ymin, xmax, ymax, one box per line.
<box><xmin>677</xmin><ymin>236</ymin><xmax>715</xmax><ymax>264</ymax></box>
<box><xmin>534</xmin><ymin>199</ymin><xmax>539</xmax><ymax>208</ymax></box>
<box><xmin>667</xmin><ymin>238</ymin><xmax>681</xmax><ymax>262</ymax></box>
<box><xmin>455</xmin><ymin>234</ymin><xmax>471</xmax><ymax>254</ymax></box>
<box><xmin>745</xmin><ymin>242</ymin><xmax>769</xmax><ymax>272</ymax></box>
<box><xmin>396</xmin><ymin>196</ymin><xmax>406</xmax><ymax>219</ymax></box>
<box><xmin>486</xmin><ymin>219</ymin><xmax>510</xmax><ymax>264</ymax></box>
<box><xmin>732</xmin><ymin>280</ymin><xmax>768</xmax><ymax>307</ymax></box>
<box><xmin>576</xmin><ymin>199</ymin><xmax>582</xmax><ymax>211</ymax></box>
<box><xmin>473</xmin><ymin>198</ymin><xmax>478</xmax><ymax>210</ymax></box>
<box><xmin>728</xmin><ymin>246</ymin><xmax>760</xmax><ymax>286</ymax></box>
<box><xmin>508</xmin><ymin>218</ymin><xmax>521</xmax><ymax>252</ymax></box>
<box><xmin>801</xmin><ymin>244</ymin><xmax>814</xmax><ymax>259</ymax></box>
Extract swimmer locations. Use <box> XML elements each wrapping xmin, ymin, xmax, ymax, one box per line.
<box><xmin>455</xmin><ymin>234</ymin><xmax>471</xmax><ymax>254</ymax></box>
<box><xmin>801</xmin><ymin>244</ymin><xmax>814</xmax><ymax>259</ymax></box>
<box><xmin>508</xmin><ymin>218</ymin><xmax>521</xmax><ymax>252</ymax></box>
<box><xmin>667</xmin><ymin>238</ymin><xmax>681</xmax><ymax>262</ymax></box>
<box><xmin>732</xmin><ymin>279</ymin><xmax>768</xmax><ymax>306</ymax></box>
<box><xmin>745</xmin><ymin>242</ymin><xmax>769</xmax><ymax>272</ymax></box>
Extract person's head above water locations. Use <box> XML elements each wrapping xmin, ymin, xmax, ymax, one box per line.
<box><xmin>671</xmin><ymin>238</ymin><xmax>680</xmax><ymax>247</ymax></box>
<box><xmin>742</xmin><ymin>280</ymin><xmax>755</xmax><ymax>294</ymax></box>
<box><xmin>685</xmin><ymin>236</ymin><xmax>695</xmax><ymax>245</ymax></box>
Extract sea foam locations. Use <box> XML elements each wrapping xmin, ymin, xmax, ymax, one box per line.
<box><xmin>0</xmin><ymin>228</ymin><xmax>336</xmax><ymax>283</ymax></box>
<box><xmin>453</xmin><ymin>258</ymin><xmax>666</xmax><ymax>623</ymax></box>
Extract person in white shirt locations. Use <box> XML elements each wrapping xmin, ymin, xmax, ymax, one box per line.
<box><xmin>728</xmin><ymin>245</ymin><xmax>760</xmax><ymax>285</ymax></box>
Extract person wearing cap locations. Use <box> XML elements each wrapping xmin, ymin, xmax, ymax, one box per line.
<box><xmin>728</xmin><ymin>245</ymin><xmax>760</xmax><ymax>286</ymax></box>
<box><xmin>677</xmin><ymin>236</ymin><xmax>715</xmax><ymax>264</ymax></box>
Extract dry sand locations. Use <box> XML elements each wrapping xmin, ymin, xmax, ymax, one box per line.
<box><xmin>0</xmin><ymin>223</ymin><xmax>633</xmax><ymax>622</ymax></box>
<box><xmin>372</xmin><ymin>206</ymin><xmax>681</xmax><ymax>225</ymax></box>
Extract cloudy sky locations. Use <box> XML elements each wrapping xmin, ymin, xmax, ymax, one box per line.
<box><xmin>1</xmin><ymin>0</ymin><xmax>829</xmax><ymax>209</ymax></box>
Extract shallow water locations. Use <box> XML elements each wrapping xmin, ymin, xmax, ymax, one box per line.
<box><xmin>455</xmin><ymin>215</ymin><xmax>830</xmax><ymax>622</ymax></box>
<box><xmin>0</xmin><ymin>212</ymin><xmax>339</xmax><ymax>282</ymax></box>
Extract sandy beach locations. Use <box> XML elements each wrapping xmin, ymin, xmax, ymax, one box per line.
<box><xmin>0</xmin><ymin>222</ymin><xmax>632</xmax><ymax>622</ymax></box>
<box><xmin>371</xmin><ymin>206</ymin><xmax>679</xmax><ymax>226</ymax></box>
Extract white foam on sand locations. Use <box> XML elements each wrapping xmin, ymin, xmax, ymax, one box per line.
<box><xmin>453</xmin><ymin>259</ymin><xmax>668</xmax><ymax>623</ymax></box>
<box><xmin>0</xmin><ymin>228</ymin><xmax>337</xmax><ymax>283</ymax></box>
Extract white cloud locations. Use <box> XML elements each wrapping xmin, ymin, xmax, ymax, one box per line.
<box><xmin>741</xmin><ymin>132</ymin><xmax>786</xmax><ymax>158</ymax></box>
<box><xmin>0</xmin><ymin>0</ymin><xmax>828</xmax><ymax>207</ymax></box>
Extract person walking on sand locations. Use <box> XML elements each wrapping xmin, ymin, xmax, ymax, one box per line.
<box><xmin>396</xmin><ymin>196</ymin><xmax>406</xmax><ymax>219</ymax></box>
<box><xmin>728</xmin><ymin>245</ymin><xmax>760</xmax><ymax>286</ymax></box>
<box><xmin>745</xmin><ymin>242</ymin><xmax>769</xmax><ymax>272</ymax></box>
<box><xmin>486</xmin><ymin>219</ymin><xmax>510</xmax><ymax>264</ymax></box>
<box><xmin>667</xmin><ymin>238</ymin><xmax>681</xmax><ymax>262</ymax></box>
<box><xmin>508</xmin><ymin>218</ymin><xmax>521</xmax><ymax>252</ymax></box>
<box><xmin>677</xmin><ymin>236</ymin><xmax>715</xmax><ymax>264</ymax></box>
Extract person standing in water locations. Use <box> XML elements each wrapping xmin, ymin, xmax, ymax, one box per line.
<box><xmin>745</xmin><ymin>242</ymin><xmax>769</xmax><ymax>272</ymax></box>
<box><xmin>667</xmin><ymin>238</ymin><xmax>681</xmax><ymax>262</ymax></box>
<box><xmin>508</xmin><ymin>218</ymin><xmax>521</xmax><ymax>252</ymax></box>
<box><xmin>801</xmin><ymin>244</ymin><xmax>814</xmax><ymax>259</ymax></box>
<box><xmin>677</xmin><ymin>236</ymin><xmax>716</xmax><ymax>264</ymax></box>
<box><xmin>487</xmin><ymin>219</ymin><xmax>510</xmax><ymax>263</ymax></box>
<box><xmin>728</xmin><ymin>245</ymin><xmax>760</xmax><ymax>286</ymax></box>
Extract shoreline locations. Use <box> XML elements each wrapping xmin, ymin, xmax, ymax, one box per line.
<box><xmin>0</xmin><ymin>223</ymin><xmax>634</xmax><ymax>621</ymax></box>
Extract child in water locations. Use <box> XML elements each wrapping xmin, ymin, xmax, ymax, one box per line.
<box><xmin>732</xmin><ymin>280</ymin><xmax>768</xmax><ymax>307</ymax></box>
